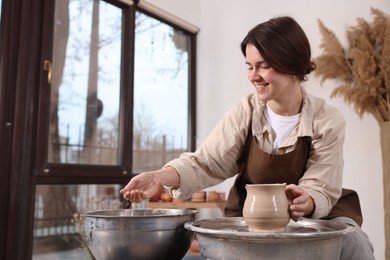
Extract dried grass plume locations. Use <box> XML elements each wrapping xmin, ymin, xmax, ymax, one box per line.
<box><xmin>315</xmin><ymin>8</ymin><xmax>390</xmax><ymax>123</ymax></box>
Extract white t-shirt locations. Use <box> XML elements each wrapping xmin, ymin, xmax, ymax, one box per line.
<box><xmin>264</xmin><ymin>104</ymin><xmax>301</xmax><ymax>153</ymax></box>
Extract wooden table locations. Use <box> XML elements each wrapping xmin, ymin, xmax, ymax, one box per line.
<box><xmin>148</xmin><ymin>200</ymin><xmax>226</xmax><ymax>212</ymax></box>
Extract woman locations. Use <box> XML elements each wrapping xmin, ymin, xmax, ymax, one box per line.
<box><xmin>121</xmin><ymin>16</ymin><xmax>374</xmax><ymax>259</ymax></box>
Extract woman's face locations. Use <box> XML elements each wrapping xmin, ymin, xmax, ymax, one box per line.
<box><xmin>245</xmin><ymin>44</ymin><xmax>296</xmax><ymax>103</ymax></box>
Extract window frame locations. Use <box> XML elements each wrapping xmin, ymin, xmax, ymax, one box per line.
<box><xmin>34</xmin><ymin>0</ymin><xmax>197</xmax><ymax>184</ymax></box>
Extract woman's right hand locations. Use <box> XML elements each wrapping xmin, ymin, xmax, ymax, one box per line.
<box><xmin>120</xmin><ymin>167</ymin><xmax>180</xmax><ymax>203</ymax></box>
<box><xmin>120</xmin><ymin>172</ymin><xmax>162</xmax><ymax>203</ymax></box>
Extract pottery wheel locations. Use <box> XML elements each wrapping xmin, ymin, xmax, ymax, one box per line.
<box><xmin>185</xmin><ymin>217</ymin><xmax>354</xmax><ymax>240</ymax></box>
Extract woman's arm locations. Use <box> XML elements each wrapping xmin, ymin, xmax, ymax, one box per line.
<box><xmin>300</xmin><ymin>104</ymin><xmax>345</xmax><ymax>218</ymax></box>
<box><xmin>121</xmin><ymin>95</ymin><xmax>255</xmax><ymax>202</ymax></box>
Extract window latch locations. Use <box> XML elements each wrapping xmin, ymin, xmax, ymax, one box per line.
<box><xmin>43</xmin><ymin>60</ymin><xmax>52</xmax><ymax>85</ymax></box>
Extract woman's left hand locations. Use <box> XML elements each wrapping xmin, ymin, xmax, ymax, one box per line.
<box><xmin>285</xmin><ymin>184</ymin><xmax>315</xmax><ymax>221</ymax></box>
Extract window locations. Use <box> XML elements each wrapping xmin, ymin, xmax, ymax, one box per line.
<box><xmin>37</xmin><ymin>0</ymin><xmax>196</xmax><ymax>175</ymax></box>
<box><xmin>47</xmin><ymin>0</ymin><xmax>122</xmax><ymax>166</ymax></box>
<box><xmin>32</xmin><ymin>0</ymin><xmax>197</xmax><ymax>258</ymax></box>
<box><xmin>133</xmin><ymin>11</ymin><xmax>191</xmax><ymax>172</ymax></box>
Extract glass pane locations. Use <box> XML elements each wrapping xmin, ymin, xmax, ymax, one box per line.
<box><xmin>32</xmin><ymin>184</ymin><xmax>127</xmax><ymax>259</ymax></box>
<box><xmin>133</xmin><ymin>12</ymin><xmax>190</xmax><ymax>172</ymax></box>
<box><xmin>48</xmin><ymin>0</ymin><xmax>122</xmax><ymax>165</ymax></box>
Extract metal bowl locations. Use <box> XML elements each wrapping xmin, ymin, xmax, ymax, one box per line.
<box><xmin>84</xmin><ymin>208</ymin><xmax>197</xmax><ymax>260</ymax></box>
<box><xmin>185</xmin><ymin>217</ymin><xmax>355</xmax><ymax>260</ymax></box>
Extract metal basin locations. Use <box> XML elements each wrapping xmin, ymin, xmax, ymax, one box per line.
<box><xmin>84</xmin><ymin>208</ymin><xmax>197</xmax><ymax>260</ymax></box>
<box><xmin>185</xmin><ymin>217</ymin><xmax>355</xmax><ymax>260</ymax></box>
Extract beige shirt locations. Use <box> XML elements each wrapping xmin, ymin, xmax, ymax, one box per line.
<box><xmin>166</xmin><ymin>88</ymin><xmax>345</xmax><ymax>218</ymax></box>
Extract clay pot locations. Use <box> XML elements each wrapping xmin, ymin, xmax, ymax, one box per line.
<box><xmin>217</xmin><ymin>192</ymin><xmax>225</xmax><ymax>201</ymax></box>
<box><xmin>160</xmin><ymin>193</ymin><xmax>173</xmax><ymax>202</ymax></box>
<box><xmin>190</xmin><ymin>239</ymin><xmax>199</xmax><ymax>252</ymax></box>
<box><xmin>243</xmin><ymin>183</ymin><xmax>290</xmax><ymax>231</ymax></box>
<box><xmin>191</xmin><ymin>191</ymin><xmax>206</xmax><ymax>202</ymax></box>
<box><xmin>207</xmin><ymin>191</ymin><xmax>219</xmax><ymax>202</ymax></box>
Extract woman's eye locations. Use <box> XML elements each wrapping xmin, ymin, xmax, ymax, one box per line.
<box><xmin>260</xmin><ymin>65</ymin><xmax>270</xmax><ymax>69</ymax></box>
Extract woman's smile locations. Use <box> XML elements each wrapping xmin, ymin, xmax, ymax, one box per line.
<box><xmin>254</xmin><ymin>82</ymin><xmax>269</xmax><ymax>91</ymax></box>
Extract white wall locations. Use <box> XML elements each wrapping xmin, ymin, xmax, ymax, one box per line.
<box><xmin>146</xmin><ymin>1</ymin><xmax>388</xmax><ymax>259</ymax></box>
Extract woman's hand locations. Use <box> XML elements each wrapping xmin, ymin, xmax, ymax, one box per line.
<box><xmin>120</xmin><ymin>167</ymin><xmax>180</xmax><ymax>203</ymax></box>
<box><xmin>285</xmin><ymin>184</ymin><xmax>315</xmax><ymax>221</ymax></box>
<box><xmin>120</xmin><ymin>172</ymin><xmax>161</xmax><ymax>203</ymax></box>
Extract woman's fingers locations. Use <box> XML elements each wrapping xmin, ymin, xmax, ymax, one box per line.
<box><xmin>286</xmin><ymin>184</ymin><xmax>314</xmax><ymax>221</ymax></box>
<box><xmin>120</xmin><ymin>179</ymin><xmax>139</xmax><ymax>195</ymax></box>
<box><xmin>122</xmin><ymin>190</ymin><xmax>146</xmax><ymax>203</ymax></box>
<box><xmin>120</xmin><ymin>173</ymin><xmax>161</xmax><ymax>203</ymax></box>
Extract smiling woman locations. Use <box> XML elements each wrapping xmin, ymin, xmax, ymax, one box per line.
<box><xmin>120</xmin><ymin>15</ymin><xmax>375</xmax><ymax>260</ymax></box>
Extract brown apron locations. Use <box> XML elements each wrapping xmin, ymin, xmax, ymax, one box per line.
<box><xmin>224</xmin><ymin>134</ymin><xmax>363</xmax><ymax>227</ymax></box>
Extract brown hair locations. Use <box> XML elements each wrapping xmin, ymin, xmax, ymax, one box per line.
<box><xmin>241</xmin><ymin>16</ymin><xmax>316</xmax><ymax>81</ymax></box>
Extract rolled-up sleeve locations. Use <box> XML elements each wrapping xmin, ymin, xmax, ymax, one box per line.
<box><xmin>300</xmin><ymin>100</ymin><xmax>345</xmax><ymax>218</ymax></box>
<box><xmin>164</xmin><ymin>95</ymin><xmax>255</xmax><ymax>199</ymax></box>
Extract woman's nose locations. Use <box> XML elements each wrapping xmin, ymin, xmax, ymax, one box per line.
<box><xmin>249</xmin><ymin>72</ymin><xmax>261</xmax><ymax>81</ymax></box>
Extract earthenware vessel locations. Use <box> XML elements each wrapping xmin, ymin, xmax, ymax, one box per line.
<box><xmin>207</xmin><ymin>191</ymin><xmax>219</xmax><ymax>202</ymax></box>
<box><xmin>243</xmin><ymin>183</ymin><xmax>290</xmax><ymax>231</ymax></box>
<box><xmin>191</xmin><ymin>191</ymin><xmax>206</xmax><ymax>202</ymax></box>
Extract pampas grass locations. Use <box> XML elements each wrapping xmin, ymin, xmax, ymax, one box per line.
<box><xmin>315</xmin><ymin>8</ymin><xmax>390</xmax><ymax>123</ymax></box>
